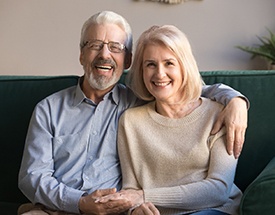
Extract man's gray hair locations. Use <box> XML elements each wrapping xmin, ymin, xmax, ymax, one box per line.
<box><xmin>80</xmin><ymin>11</ymin><xmax>133</xmax><ymax>53</ymax></box>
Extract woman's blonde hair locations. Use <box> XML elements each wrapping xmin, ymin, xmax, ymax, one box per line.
<box><xmin>127</xmin><ymin>25</ymin><xmax>204</xmax><ymax>103</ymax></box>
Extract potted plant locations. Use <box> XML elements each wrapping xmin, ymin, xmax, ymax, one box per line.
<box><xmin>236</xmin><ymin>28</ymin><xmax>275</xmax><ymax>70</ymax></box>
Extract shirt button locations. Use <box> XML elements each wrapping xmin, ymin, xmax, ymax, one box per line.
<box><xmin>92</xmin><ymin>131</ymin><xmax>97</xmax><ymax>135</ymax></box>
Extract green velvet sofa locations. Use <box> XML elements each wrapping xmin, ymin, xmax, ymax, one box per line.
<box><xmin>1</xmin><ymin>70</ymin><xmax>275</xmax><ymax>215</ymax></box>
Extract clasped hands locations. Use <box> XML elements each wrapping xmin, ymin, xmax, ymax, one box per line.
<box><xmin>79</xmin><ymin>188</ymin><xmax>159</xmax><ymax>215</ymax></box>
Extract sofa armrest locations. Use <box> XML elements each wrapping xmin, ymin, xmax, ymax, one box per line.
<box><xmin>240</xmin><ymin>156</ymin><xmax>275</xmax><ymax>214</ymax></box>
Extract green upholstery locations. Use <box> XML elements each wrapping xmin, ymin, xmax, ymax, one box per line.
<box><xmin>0</xmin><ymin>76</ymin><xmax>79</xmax><ymax>214</ymax></box>
<box><xmin>240</xmin><ymin>156</ymin><xmax>275</xmax><ymax>214</ymax></box>
<box><xmin>201</xmin><ymin>70</ymin><xmax>275</xmax><ymax>191</ymax></box>
<box><xmin>201</xmin><ymin>70</ymin><xmax>275</xmax><ymax>215</ymax></box>
<box><xmin>0</xmin><ymin>71</ymin><xmax>274</xmax><ymax>214</ymax></box>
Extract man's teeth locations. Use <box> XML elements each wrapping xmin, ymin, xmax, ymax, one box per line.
<box><xmin>96</xmin><ymin>65</ymin><xmax>112</xmax><ymax>70</ymax></box>
<box><xmin>154</xmin><ymin>82</ymin><xmax>170</xmax><ymax>86</ymax></box>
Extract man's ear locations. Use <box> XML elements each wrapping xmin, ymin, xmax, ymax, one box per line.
<box><xmin>124</xmin><ymin>52</ymin><xmax>132</xmax><ymax>70</ymax></box>
<box><xmin>79</xmin><ymin>51</ymin><xmax>84</xmax><ymax>66</ymax></box>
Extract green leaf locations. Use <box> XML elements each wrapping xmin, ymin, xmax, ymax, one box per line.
<box><xmin>236</xmin><ymin>28</ymin><xmax>275</xmax><ymax>63</ymax></box>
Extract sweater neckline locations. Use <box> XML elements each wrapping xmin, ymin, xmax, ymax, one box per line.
<box><xmin>146</xmin><ymin>97</ymin><xmax>208</xmax><ymax>127</ymax></box>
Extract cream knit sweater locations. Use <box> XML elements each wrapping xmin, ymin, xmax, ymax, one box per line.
<box><xmin>118</xmin><ymin>98</ymin><xmax>242</xmax><ymax>215</ymax></box>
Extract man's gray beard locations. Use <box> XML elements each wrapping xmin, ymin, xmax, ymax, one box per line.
<box><xmin>86</xmin><ymin>71</ymin><xmax>120</xmax><ymax>90</ymax></box>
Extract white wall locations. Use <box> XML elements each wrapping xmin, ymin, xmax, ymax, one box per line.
<box><xmin>0</xmin><ymin>0</ymin><xmax>275</xmax><ymax>75</ymax></box>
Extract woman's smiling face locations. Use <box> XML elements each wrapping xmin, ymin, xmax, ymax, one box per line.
<box><xmin>142</xmin><ymin>43</ymin><xmax>184</xmax><ymax>103</ymax></box>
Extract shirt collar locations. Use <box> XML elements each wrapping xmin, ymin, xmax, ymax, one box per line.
<box><xmin>72</xmin><ymin>76</ymin><xmax>121</xmax><ymax>106</ymax></box>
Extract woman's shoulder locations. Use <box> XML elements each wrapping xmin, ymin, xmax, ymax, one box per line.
<box><xmin>201</xmin><ymin>97</ymin><xmax>224</xmax><ymax>112</ymax></box>
<box><xmin>120</xmin><ymin>101</ymin><xmax>154</xmax><ymax>121</ymax></box>
<box><xmin>125</xmin><ymin>101</ymin><xmax>153</xmax><ymax>114</ymax></box>
<box><xmin>199</xmin><ymin>97</ymin><xmax>225</xmax><ymax>125</ymax></box>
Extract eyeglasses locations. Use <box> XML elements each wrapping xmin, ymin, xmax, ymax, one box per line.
<box><xmin>82</xmin><ymin>40</ymin><xmax>127</xmax><ymax>53</ymax></box>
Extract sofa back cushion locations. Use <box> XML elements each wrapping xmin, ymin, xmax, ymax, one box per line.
<box><xmin>0</xmin><ymin>76</ymin><xmax>79</xmax><ymax>204</ymax></box>
<box><xmin>1</xmin><ymin>70</ymin><xmax>275</xmax><ymax>205</ymax></box>
<box><xmin>201</xmin><ymin>70</ymin><xmax>275</xmax><ymax>191</ymax></box>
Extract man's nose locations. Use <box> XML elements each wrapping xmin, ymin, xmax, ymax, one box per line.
<box><xmin>98</xmin><ymin>43</ymin><xmax>111</xmax><ymax>58</ymax></box>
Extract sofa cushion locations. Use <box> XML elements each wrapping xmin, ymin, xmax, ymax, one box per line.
<box><xmin>240</xmin><ymin>156</ymin><xmax>275</xmax><ymax>214</ymax></box>
<box><xmin>201</xmin><ymin>70</ymin><xmax>275</xmax><ymax>191</ymax></box>
<box><xmin>0</xmin><ymin>76</ymin><xmax>79</xmax><ymax>205</ymax></box>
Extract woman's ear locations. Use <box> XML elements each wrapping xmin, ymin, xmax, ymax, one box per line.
<box><xmin>124</xmin><ymin>52</ymin><xmax>132</xmax><ymax>69</ymax></box>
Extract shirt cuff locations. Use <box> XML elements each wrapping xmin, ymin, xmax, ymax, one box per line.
<box><xmin>63</xmin><ymin>186</ymin><xmax>87</xmax><ymax>214</ymax></box>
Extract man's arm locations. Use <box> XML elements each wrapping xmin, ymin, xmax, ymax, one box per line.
<box><xmin>202</xmin><ymin>84</ymin><xmax>249</xmax><ymax>158</ymax></box>
<box><xmin>19</xmin><ymin>100</ymin><xmax>132</xmax><ymax>214</ymax></box>
<box><xmin>18</xmin><ymin>103</ymin><xmax>85</xmax><ymax>214</ymax></box>
<box><xmin>202</xmin><ymin>83</ymin><xmax>249</xmax><ymax>107</ymax></box>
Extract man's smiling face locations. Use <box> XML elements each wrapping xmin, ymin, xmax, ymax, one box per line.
<box><xmin>80</xmin><ymin>23</ymin><xmax>128</xmax><ymax>91</ymax></box>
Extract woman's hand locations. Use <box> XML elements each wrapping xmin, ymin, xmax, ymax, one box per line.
<box><xmin>132</xmin><ymin>202</ymin><xmax>160</xmax><ymax>215</ymax></box>
<box><xmin>95</xmin><ymin>189</ymin><xmax>144</xmax><ymax>208</ymax></box>
<box><xmin>79</xmin><ymin>188</ymin><xmax>132</xmax><ymax>215</ymax></box>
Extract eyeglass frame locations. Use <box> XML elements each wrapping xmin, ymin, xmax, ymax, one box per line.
<box><xmin>81</xmin><ymin>39</ymin><xmax>127</xmax><ymax>53</ymax></box>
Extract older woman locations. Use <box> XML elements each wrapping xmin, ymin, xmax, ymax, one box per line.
<box><xmin>97</xmin><ymin>25</ymin><xmax>242</xmax><ymax>215</ymax></box>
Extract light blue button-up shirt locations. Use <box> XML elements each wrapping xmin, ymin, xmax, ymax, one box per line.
<box><xmin>18</xmin><ymin>77</ymin><xmax>246</xmax><ymax>213</ymax></box>
<box><xmin>18</xmin><ymin>78</ymin><xmax>140</xmax><ymax>213</ymax></box>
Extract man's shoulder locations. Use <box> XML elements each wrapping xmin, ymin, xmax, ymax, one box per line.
<box><xmin>37</xmin><ymin>85</ymin><xmax>76</xmax><ymax>106</ymax></box>
<box><xmin>116</xmin><ymin>83</ymin><xmax>131</xmax><ymax>95</ymax></box>
<box><xmin>115</xmin><ymin>83</ymin><xmax>140</xmax><ymax>107</ymax></box>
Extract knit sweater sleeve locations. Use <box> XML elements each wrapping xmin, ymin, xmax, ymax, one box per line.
<box><xmin>117</xmin><ymin>112</ymin><xmax>141</xmax><ymax>190</ymax></box>
<box><xmin>143</xmin><ymin>128</ymin><xmax>238</xmax><ymax>210</ymax></box>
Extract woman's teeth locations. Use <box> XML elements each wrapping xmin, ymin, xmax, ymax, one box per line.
<box><xmin>154</xmin><ymin>82</ymin><xmax>170</xmax><ymax>86</ymax></box>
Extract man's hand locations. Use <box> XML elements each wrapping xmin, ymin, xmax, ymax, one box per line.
<box><xmin>79</xmin><ymin>188</ymin><xmax>132</xmax><ymax>215</ymax></box>
<box><xmin>211</xmin><ymin>97</ymin><xmax>248</xmax><ymax>158</ymax></box>
<box><xmin>96</xmin><ymin>189</ymin><xmax>144</xmax><ymax>209</ymax></box>
<box><xmin>132</xmin><ymin>202</ymin><xmax>160</xmax><ymax>215</ymax></box>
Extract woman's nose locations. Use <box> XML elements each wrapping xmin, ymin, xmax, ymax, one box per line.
<box><xmin>155</xmin><ymin>66</ymin><xmax>167</xmax><ymax>78</ymax></box>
